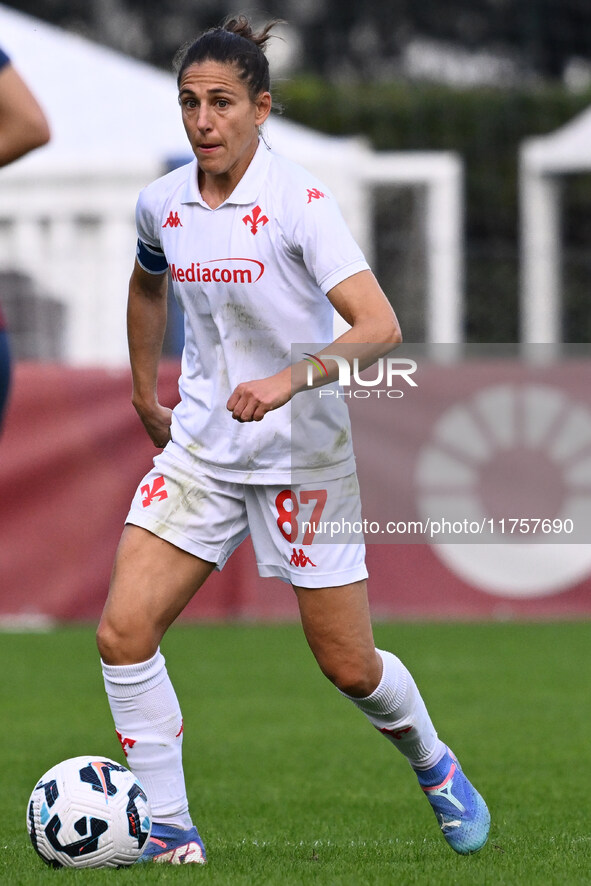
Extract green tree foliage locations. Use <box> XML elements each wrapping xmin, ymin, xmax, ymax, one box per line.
<box><xmin>8</xmin><ymin>0</ymin><xmax>591</xmax><ymax>80</ymax></box>
<box><xmin>279</xmin><ymin>77</ymin><xmax>591</xmax><ymax>341</ymax></box>
<box><xmin>6</xmin><ymin>0</ymin><xmax>591</xmax><ymax>339</ymax></box>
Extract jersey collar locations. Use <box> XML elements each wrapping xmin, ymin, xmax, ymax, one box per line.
<box><xmin>181</xmin><ymin>139</ymin><xmax>272</xmax><ymax>208</ymax></box>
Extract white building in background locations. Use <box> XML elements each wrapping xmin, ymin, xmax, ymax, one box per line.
<box><xmin>0</xmin><ymin>4</ymin><xmax>464</xmax><ymax>365</ymax></box>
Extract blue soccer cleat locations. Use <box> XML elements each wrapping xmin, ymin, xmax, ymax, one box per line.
<box><xmin>416</xmin><ymin>748</ymin><xmax>490</xmax><ymax>855</ymax></box>
<box><xmin>138</xmin><ymin>822</ymin><xmax>206</xmax><ymax>864</ymax></box>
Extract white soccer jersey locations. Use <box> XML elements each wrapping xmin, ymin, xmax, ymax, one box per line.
<box><xmin>135</xmin><ymin>139</ymin><xmax>369</xmax><ymax>484</ymax></box>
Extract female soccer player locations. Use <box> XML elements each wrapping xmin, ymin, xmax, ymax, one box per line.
<box><xmin>96</xmin><ymin>17</ymin><xmax>490</xmax><ymax>864</ymax></box>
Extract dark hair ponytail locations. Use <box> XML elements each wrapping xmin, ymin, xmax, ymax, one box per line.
<box><xmin>174</xmin><ymin>15</ymin><xmax>280</xmax><ymax>100</ymax></box>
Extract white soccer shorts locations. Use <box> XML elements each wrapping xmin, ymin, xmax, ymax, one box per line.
<box><xmin>125</xmin><ymin>448</ymin><xmax>367</xmax><ymax>589</ymax></box>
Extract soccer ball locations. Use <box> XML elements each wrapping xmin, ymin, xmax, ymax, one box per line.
<box><xmin>26</xmin><ymin>756</ymin><xmax>151</xmax><ymax>868</ymax></box>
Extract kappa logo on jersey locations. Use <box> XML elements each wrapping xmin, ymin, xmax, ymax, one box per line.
<box><xmin>290</xmin><ymin>548</ymin><xmax>317</xmax><ymax>567</ymax></box>
<box><xmin>162</xmin><ymin>210</ymin><xmax>183</xmax><ymax>228</ymax></box>
<box><xmin>242</xmin><ymin>205</ymin><xmax>269</xmax><ymax>234</ymax></box>
<box><xmin>141</xmin><ymin>475</ymin><xmax>168</xmax><ymax>507</ymax></box>
<box><xmin>170</xmin><ymin>258</ymin><xmax>265</xmax><ymax>284</ymax></box>
<box><xmin>306</xmin><ymin>188</ymin><xmax>326</xmax><ymax>204</ymax></box>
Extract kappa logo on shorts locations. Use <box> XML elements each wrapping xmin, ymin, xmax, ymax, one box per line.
<box><xmin>306</xmin><ymin>188</ymin><xmax>326</xmax><ymax>204</ymax></box>
<box><xmin>141</xmin><ymin>475</ymin><xmax>168</xmax><ymax>507</ymax></box>
<box><xmin>162</xmin><ymin>210</ymin><xmax>183</xmax><ymax>228</ymax></box>
<box><xmin>242</xmin><ymin>205</ymin><xmax>269</xmax><ymax>234</ymax></box>
<box><xmin>290</xmin><ymin>548</ymin><xmax>317</xmax><ymax>567</ymax></box>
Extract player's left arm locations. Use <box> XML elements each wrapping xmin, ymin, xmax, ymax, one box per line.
<box><xmin>322</xmin><ymin>267</ymin><xmax>402</xmax><ymax>357</ymax></box>
<box><xmin>226</xmin><ymin>269</ymin><xmax>401</xmax><ymax>422</ymax></box>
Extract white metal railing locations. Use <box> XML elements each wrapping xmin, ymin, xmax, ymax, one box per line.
<box><xmin>0</xmin><ymin>166</ymin><xmax>156</xmax><ymax>365</ymax></box>
<box><xmin>1</xmin><ymin>149</ymin><xmax>465</xmax><ymax>364</ymax></box>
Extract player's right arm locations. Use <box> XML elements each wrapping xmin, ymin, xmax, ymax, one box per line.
<box><xmin>0</xmin><ymin>57</ymin><xmax>50</xmax><ymax>167</ymax></box>
<box><xmin>127</xmin><ymin>259</ymin><xmax>172</xmax><ymax>448</ymax></box>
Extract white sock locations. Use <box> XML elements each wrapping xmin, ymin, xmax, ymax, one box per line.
<box><xmin>101</xmin><ymin>649</ymin><xmax>193</xmax><ymax>829</ymax></box>
<box><xmin>342</xmin><ymin>648</ymin><xmax>446</xmax><ymax>770</ymax></box>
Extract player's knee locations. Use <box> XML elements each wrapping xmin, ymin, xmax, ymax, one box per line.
<box><xmin>320</xmin><ymin>657</ymin><xmax>380</xmax><ymax>698</ymax></box>
<box><xmin>96</xmin><ymin>616</ymin><xmax>157</xmax><ymax>665</ymax></box>
<box><xmin>96</xmin><ymin>618</ymin><xmax>123</xmax><ymax>663</ymax></box>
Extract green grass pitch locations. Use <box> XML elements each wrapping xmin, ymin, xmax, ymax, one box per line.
<box><xmin>1</xmin><ymin>620</ymin><xmax>590</xmax><ymax>885</ymax></box>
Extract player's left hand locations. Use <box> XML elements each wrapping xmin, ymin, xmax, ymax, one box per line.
<box><xmin>227</xmin><ymin>373</ymin><xmax>291</xmax><ymax>422</ymax></box>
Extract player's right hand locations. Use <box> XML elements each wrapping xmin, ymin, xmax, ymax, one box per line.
<box><xmin>133</xmin><ymin>401</ymin><xmax>173</xmax><ymax>448</ymax></box>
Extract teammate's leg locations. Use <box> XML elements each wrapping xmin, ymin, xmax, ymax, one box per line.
<box><xmin>97</xmin><ymin>525</ymin><xmax>214</xmax><ymax>863</ymax></box>
<box><xmin>293</xmin><ymin>579</ymin><xmax>490</xmax><ymax>854</ymax></box>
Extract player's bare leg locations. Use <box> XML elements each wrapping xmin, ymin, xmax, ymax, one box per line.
<box><xmin>293</xmin><ymin>580</ymin><xmax>490</xmax><ymax>854</ymax></box>
<box><xmin>97</xmin><ymin>524</ymin><xmax>215</xmax><ymax>665</ymax></box>
<box><xmin>97</xmin><ymin>525</ymin><xmax>213</xmax><ymax>864</ymax></box>
<box><xmin>293</xmin><ymin>580</ymin><xmax>381</xmax><ymax>696</ymax></box>
<box><xmin>293</xmin><ymin>579</ymin><xmax>442</xmax><ymax>758</ymax></box>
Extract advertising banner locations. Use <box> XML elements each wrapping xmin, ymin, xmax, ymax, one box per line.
<box><xmin>1</xmin><ymin>352</ymin><xmax>590</xmax><ymax>623</ymax></box>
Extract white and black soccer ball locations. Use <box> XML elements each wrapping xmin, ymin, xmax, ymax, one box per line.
<box><xmin>26</xmin><ymin>756</ymin><xmax>151</xmax><ymax>868</ymax></box>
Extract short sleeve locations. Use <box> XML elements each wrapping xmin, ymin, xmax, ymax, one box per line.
<box><xmin>135</xmin><ymin>186</ymin><xmax>169</xmax><ymax>275</ymax></box>
<box><xmin>289</xmin><ymin>184</ymin><xmax>369</xmax><ymax>294</ymax></box>
<box><xmin>0</xmin><ymin>48</ymin><xmax>11</xmax><ymax>71</ymax></box>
